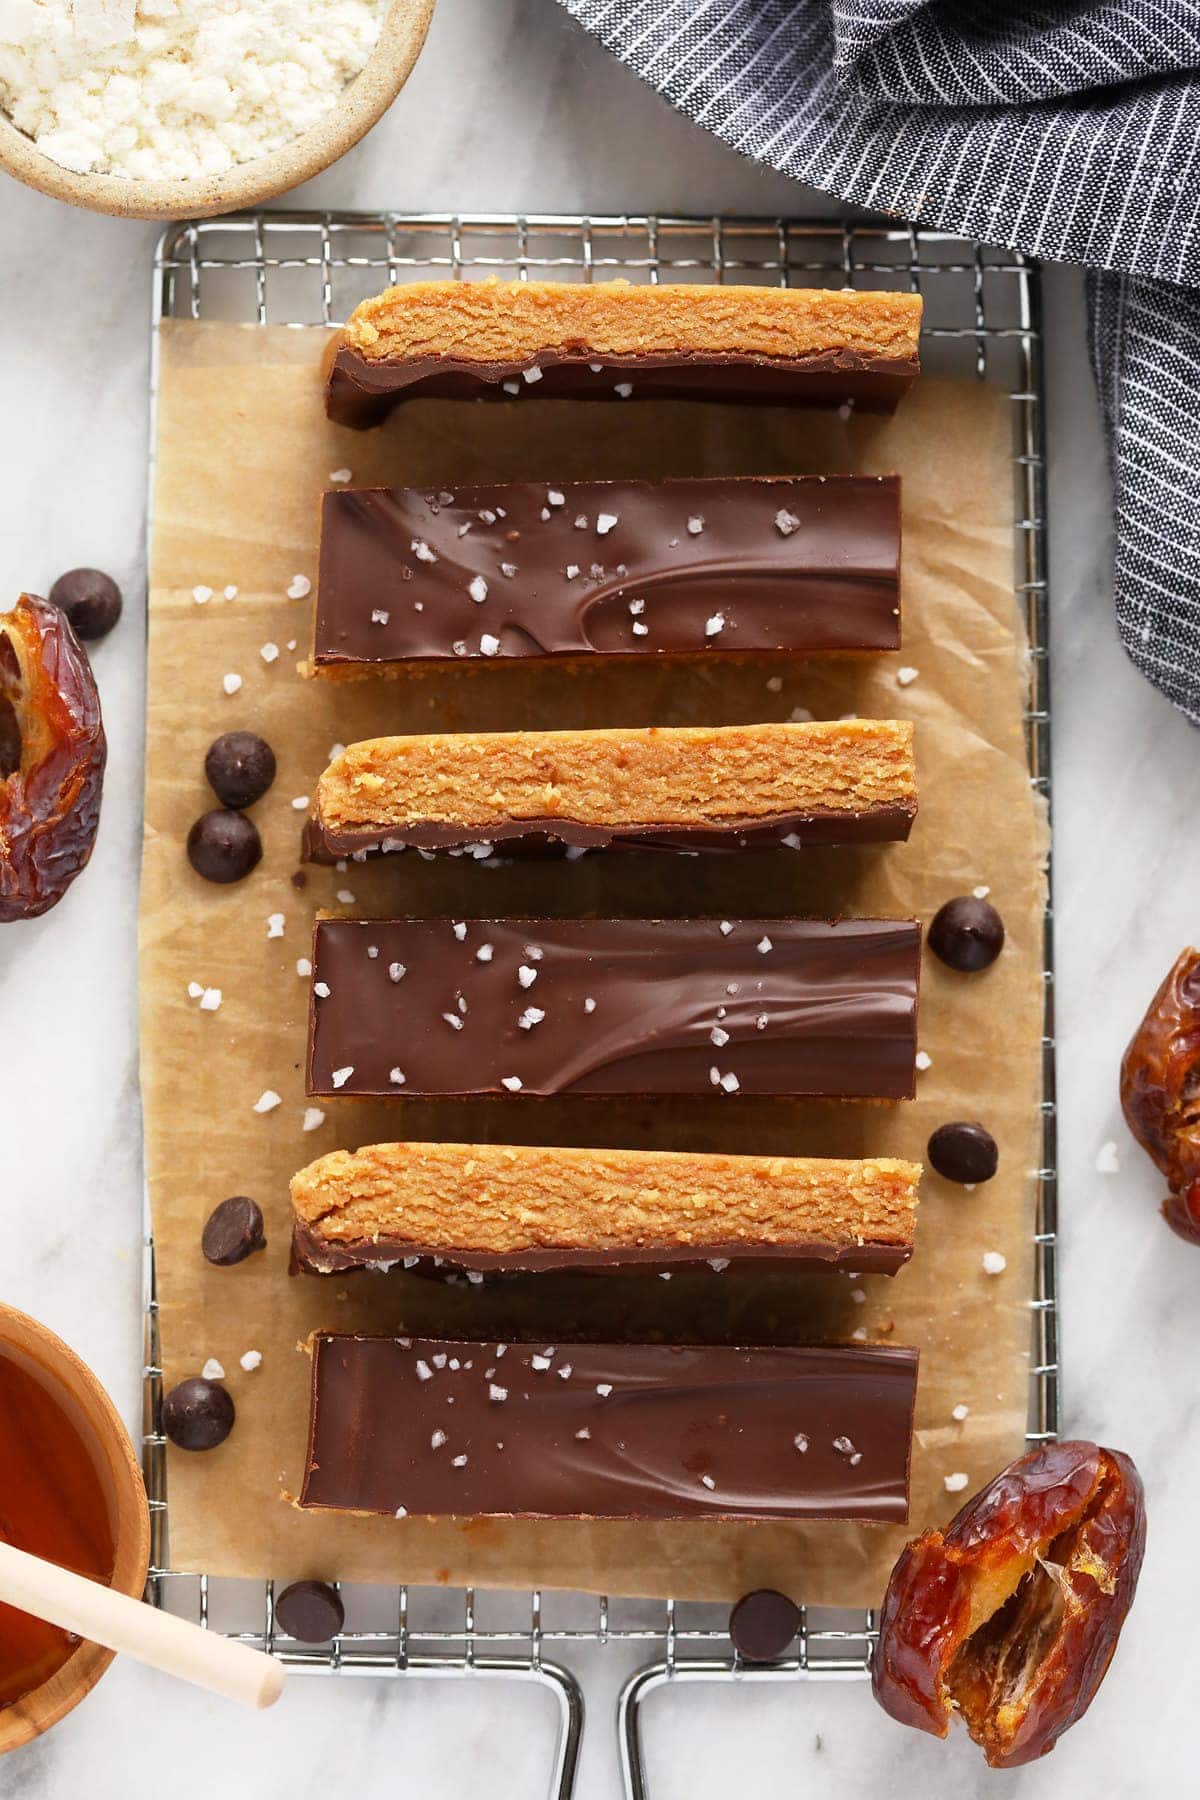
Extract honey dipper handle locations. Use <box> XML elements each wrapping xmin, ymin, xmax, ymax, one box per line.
<box><xmin>0</xmin><ymin>1540</ymin><xmax>285</xmax><ymax>1708</ymax></box>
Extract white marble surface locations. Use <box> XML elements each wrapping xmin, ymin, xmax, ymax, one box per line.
<box><xmin>0</xmin><ymin>2</ymin><xmax>1194</xmax><ymax>1795</ymax></box>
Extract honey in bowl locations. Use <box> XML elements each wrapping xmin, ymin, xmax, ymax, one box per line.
<box><xmin>0</xmin><ymin>1343</ymin><xmax>116</xmax><ymax>1709</ymax></box>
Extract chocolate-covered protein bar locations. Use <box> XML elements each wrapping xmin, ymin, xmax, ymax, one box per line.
<box><xmin>325</xmin><ymin>278</ymin><xmax>923</xmax><ymax>427</ymax></box>
<box><xmin>290</xmin><ymin>1141</ymin><xmax>922</xmax><ymax>1277</ymax></box>
<box><xmin>311</xmin><ymin>475</ymin><xmax>901</xmax><ymax>670</ymax></box>
<box><xmin>304</xmin><ymin>720</ymin><xmax>917</xmax><ymax>862</ymax></box>
<box><xmin>300</xmin><ymin>1334</ymin><xmax>919</xmax><ymax>1522</ymax></box>
<box><xmin>307</xmin><ymin>916</ymin><xmax>921</xmax><ymax>1101</ymax></box>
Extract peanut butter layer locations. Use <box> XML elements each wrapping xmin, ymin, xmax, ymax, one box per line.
<box><xmin>291</xmin><ymin>1140</ymin><xmax>922</xmax><ymax>1276</ymax></box>
<box><xmin>308</xmin><ymin>720</ymin><xmax>917</xmax><ymax>859</ymax></box>
<box><xmin>325</xmin><ymin>279</ymin><xmax>922</xmax><ymax>425</ymax></box>
<box><xmin>343</xmin><ymin>278</ymin><xmax>923</xmax><ymax>366</ymax></box>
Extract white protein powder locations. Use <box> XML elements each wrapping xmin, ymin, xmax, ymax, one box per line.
<box><xmin>0</xmin><ymin>0</ymin><xmax>387</xmax><ymax>179</ymax></box>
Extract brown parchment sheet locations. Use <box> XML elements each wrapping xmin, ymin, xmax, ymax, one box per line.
<box><xmin>141</xmin><ymin>320</ymin><xmax>1046</xmax><ymax>1605</ymax></box>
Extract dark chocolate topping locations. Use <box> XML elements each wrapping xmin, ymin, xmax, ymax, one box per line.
<box><xmin>326</xmin><ymin>344</ymin><xmax>918</xmax><ymax>429</ymax></box>
<box><xmin>307</xmin><ymin>916</ymin><xmax>921</xmax><ymax>1101</ymax></box>
<box><xmin>290</xmin><ymin>1220</ymin><xmax>913</xmax><ymax>1279</ymax></box>
<box><xmin>303</xmin><ymin>803</ymin><xmax>917</xmax><ymax>864</ymax></box>
<box><xmin>300</xmin><ymin>1334</ymin><xmax>918</xmax><ymax>1522</ymax></box>
<box><xmin>313</xmin><ymin>477</ymin><xmax>901</xmax><ymax>667</ymax></box>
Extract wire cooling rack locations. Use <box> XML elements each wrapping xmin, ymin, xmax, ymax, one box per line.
<box><xmin>145</xmin><ymin>213</ymin><xmax>1056</xmax><ymax>1800</ymax></box>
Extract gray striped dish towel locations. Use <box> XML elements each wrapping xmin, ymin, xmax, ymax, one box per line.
<box><xmin>557</xmin><ymin>0</ymin><xmax>1200</xmax><ymax>723</ymax></box>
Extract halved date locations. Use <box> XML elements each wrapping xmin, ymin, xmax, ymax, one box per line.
<box><xmin>872</xmin><ymin>1440</ymin><xmax>1145</xmax><ymax>1767</ymax></box>
<box><xmin>0</xmin><ymin>594</ymin><xmax>106</xmax><ymax>922</ymax></box>
<box><xmin>1120</xmin><ymin>949</ymin><xmax>1200</xmax><ymax>1241</ymax></box>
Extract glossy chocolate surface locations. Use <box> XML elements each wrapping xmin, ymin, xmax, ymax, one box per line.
<box><xmin>300</xmin><ymin>1334</ymin><xmax>918</xmax><ymax>1521</ymax></box>
<box><xmin>313</xmin><ymin>476</ymin><xmax>901</xmax><ymax>668</ymax></box>
<box><xmin>326</xmin><ymin>344</ymin><xmax>918</xmax><ymax>428</ymax></box>
<box><xmin>303</xmin><ymin>803</ymin><xmax>917</xmax><ymax>863</ymax></box>
<box><xmin>290</xmin><ymin>1220</ymin><xmax>913</xmax><ymax>1278</ymax></box>
<box><xmin>307</xmin><ymin>916</ymin><xmax>921</xmax><ymax>1100</ymax></box>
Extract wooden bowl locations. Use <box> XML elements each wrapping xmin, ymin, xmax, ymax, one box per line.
<box><xmin>0</xmin><ymin>0</ymin><xmax>435</xmax><ymax>221</ymax></box>
<box><xmin>0</xmin><ymin>1303</ymin><xmax>150</xmax><ymax>1756</ymax></box>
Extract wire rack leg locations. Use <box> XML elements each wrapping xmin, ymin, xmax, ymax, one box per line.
<box><xmin>536</xmin><ymin>1659</ymin><xmax>586</xmax><ymax>1800</ymax></box>
<box><xmin>618</xmin><ymin>1662</ymin><xmax>670</xmax><ymax>1800</ymax></box>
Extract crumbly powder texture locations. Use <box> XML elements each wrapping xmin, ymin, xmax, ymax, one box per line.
<box><xmin>0</xmin><ymin>0</ymin><xmax>386</xmax><ymax>179</ymax></box>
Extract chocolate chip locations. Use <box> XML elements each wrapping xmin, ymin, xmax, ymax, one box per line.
<box><xmin>202</xmin><ymin>1195</ymin><xmax>266</xmax><ymax>1266</ymax></box>
<box><xmin>48</xmin><ymin>568</ymin><xmax>123</xmax><ymax>641</ymax></box>
<box><xmin>187</xmin><ymin>808</ymin><xmax>262</xmax><ymax>883</ymax></box>
<box><xmin>729</xmin><ymin>1589</ymin><xmax>801</xmax><ymax>1662</ymax></box>
<box><xmin>928</xmin><ymin>1121</ymin><xmax>999</xmax><ymax>1185</ymax></box>
<box><xmin>274</xmin><ymin>1579</ymin><xmax>345</xmax><ymax>1642</ymax></box>
<box><xmin>162</xmin><ymin>1377</ymin><xmax>235</xmax><ymax>1451</ymax></box>
<box><xmin>204</xmin><ymin>730</ymin><xmax>277</xmax><ymax>810</ymax></box>
<box><xmin>928</xmin><ymin>896</ymin><xmax>1005</xmax><ymax>972</ymax></box>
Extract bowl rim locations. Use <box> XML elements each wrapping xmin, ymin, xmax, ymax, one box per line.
<box><xmin>0</xmin><ymin>1301</ymin><xmax>151</xmax><ymax>1757</ymax></box>
<box><xmin>0</xmin><ymin>0</ymin><xmax>435</xmax><ymax>222</ymax></box>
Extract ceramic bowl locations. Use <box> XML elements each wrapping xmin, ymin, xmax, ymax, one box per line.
<box><xmin>0</xmin><ymin>0</ymin><xmax>435</xmax><ymax>221</ymax></box>
<box><xmin>0</xmin><ymin>1302</ymin><xmax>150</xmax><ymax>1755</ymax></box>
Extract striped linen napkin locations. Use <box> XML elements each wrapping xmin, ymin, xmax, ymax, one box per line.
<box><xmin>557</xmin><ymin>0</ymin><xmax>1200</xmax><ymax>723</ymax></box>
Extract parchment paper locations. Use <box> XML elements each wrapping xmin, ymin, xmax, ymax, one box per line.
<box><xmin>141</xmin><ymin>320</ymin><xmax>1046</xmax><ymax>1604</ymax></box>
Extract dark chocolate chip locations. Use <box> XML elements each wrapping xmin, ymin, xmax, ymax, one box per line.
<box><xmin>187</xmin><ymin>808</ymin><xmax>262</xmax><ymax>883</ymax></box>
<box><xmin>928</xmin><ymin>896</ymin><xmax>1005</xmax><ymax>972</ymax></box>
<box><xmin>928</xmin><ymin>1121</ymin><xmax>999</xmax><ymax>1185</ymax></box>
<box><xmin>162</xmin><ymin>1377</ymin><xmax>235</xmax><ymax>1451</ymax></box>
<box><xmin>274</xmin><ymin>1579</ymin><xmax>346</xmax><ymax>1642</ymax></box>
<box><xmin>204</xmin><ymin>730</ymin><xmax>277</xmax><ymax>810</ymax></box>
<box><xmin>729</xmin><ymin>1589</ymin><xmax>801</xmax><ymax>1662</ymax></box>
<box><xmin>202</xmin><ymin>1195</ymin><xmax>266</xmax><ymax>1266</ymax></box>
<box><xmin>48</xmin><ymin>568</ymin><xmax>123</xmax><ymax>641</ymax></box>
